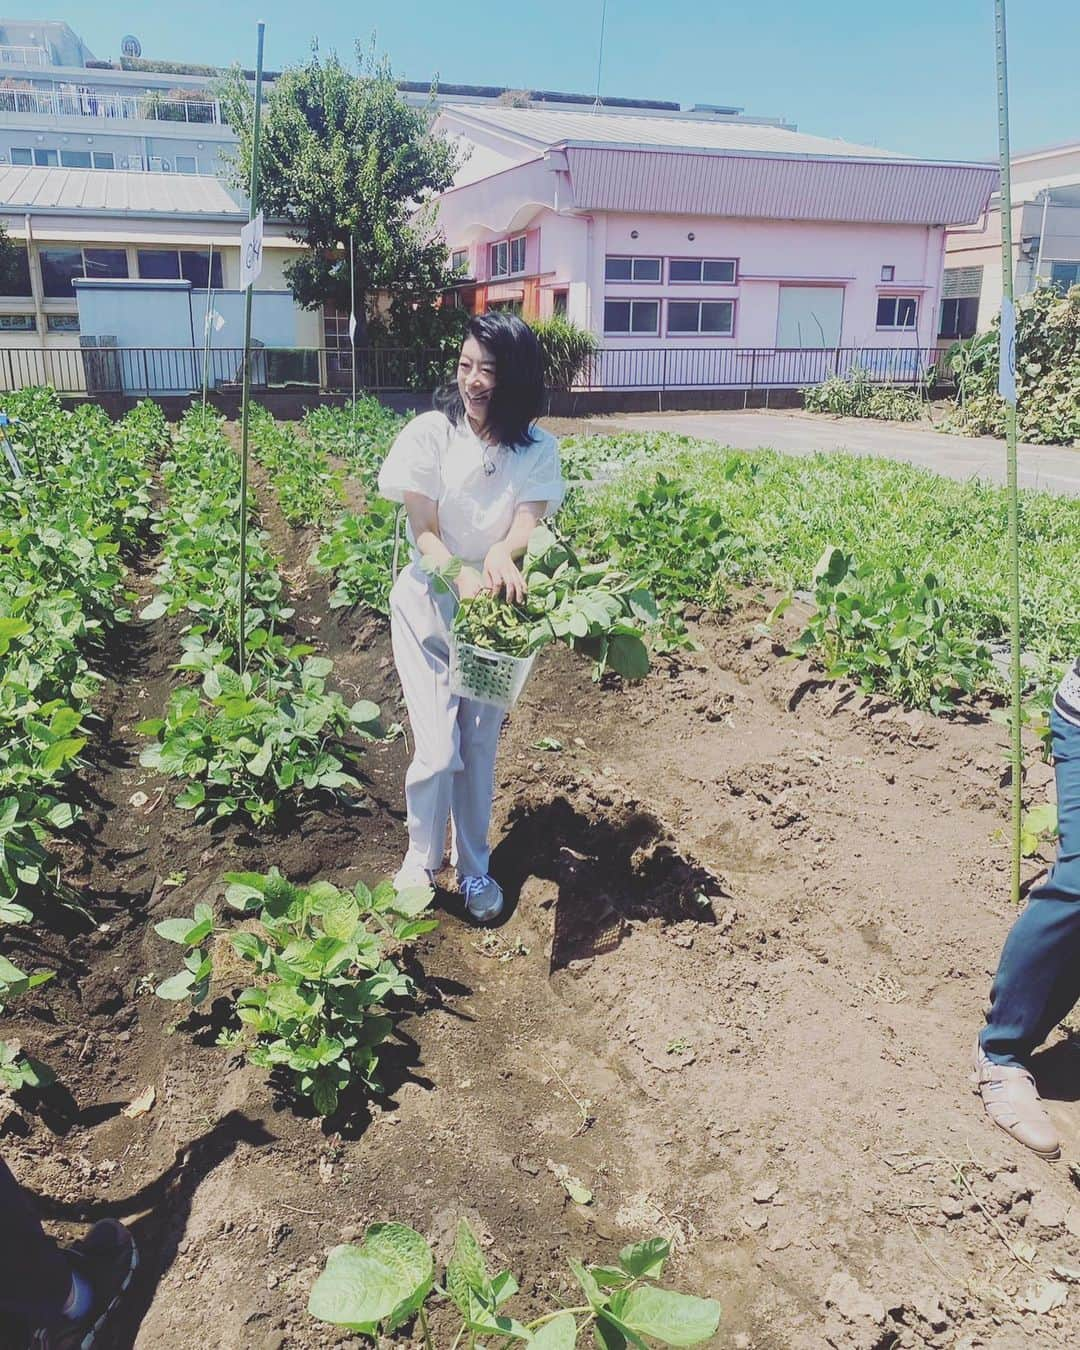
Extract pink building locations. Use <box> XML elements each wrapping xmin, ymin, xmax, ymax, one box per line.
<box><xmin>432</xmin><ymin>106</ymin><xmax>998</xmax><ymax>388</ymax></box>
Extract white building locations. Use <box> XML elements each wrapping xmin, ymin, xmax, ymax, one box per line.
<box><xmin>942</xmin><ymin>140</ymin><xmax>1080</xmax><ymax>339</ymax></box>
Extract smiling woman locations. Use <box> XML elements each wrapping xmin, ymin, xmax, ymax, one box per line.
<box><xmin>376</xmin><ymin>313</ymin><xmax>564</xmax><ymax>924</ymax></box>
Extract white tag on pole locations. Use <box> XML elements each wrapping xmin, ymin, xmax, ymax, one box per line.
<box><xmin>240</xmin><ymin>210</ymin><xmax>264</xmax><ymax>290</ymax></box>
<box><xmin>998</xmin><ymin>295</ymin><xmax>1017</xmax><ymax>405</ymax></box>
<box><xmin>204</xmin><ymin>308</ymin><xmax>225</xmax><ymax>335</ymax></box>
<box><xmin>348</xmin><ymin>311</ymin><xmax>357</xmax><ymax>344</ymax></box>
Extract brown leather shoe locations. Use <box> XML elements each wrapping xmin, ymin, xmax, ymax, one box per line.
<box><xmin>973</xmin><ymin>1043</ymin><xmax>1061</xmax><ymax>1159</ymax></box>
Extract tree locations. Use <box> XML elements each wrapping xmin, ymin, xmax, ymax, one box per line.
<box><xmin>0</xmin><ymin>223</ymin><xmax>32</xmax><ymax>297</ymax></box>
<box><xmin>218</xmin><ymin>45</ymin><xmax>460</xmax><ymax>341</ymax></box>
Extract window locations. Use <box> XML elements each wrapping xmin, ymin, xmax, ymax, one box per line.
<box><xmin>1050</xmin><ymin>261</ymin><xmax>1080</xmax><ymax>295</ymax></box>
<box><xmin>175</xmin><ymin>155</ymin><xmax>198</xmax><ymax>174</ymax></box>
<box><xmin>10</xmin><ymin>147</ymin><xmax>32</xmax><ymax>165</ymax></box>
<box><xmin>605</xmin><ymin>256</ymin><xmax>661</xmax><ymax>283</ymax></box>
<box><xmin>59</xmin><ymin>150</ymin><xmax>92</xmax><ymax>168</ymax></box>
<box><xmin>938</xmin><ymin>297</ymin><xmax>979</xmax><ymax>340</ymax></box>
<box><xmin>0</xmin><ymin>248</ymin><xmax>32</xmax><ymax>297</ymax></box>
<box><xmin>776</xmin><ymin>285</ymin><xmax>844</xmax><ymax>348</ymax></box>
<box><xmin>0</xmin><ymin>314</ymin><xmax>34</xmax><ymax>331</ymax></box>
<box><xmin>603</xmin><ymin>299</ymin><xmax>659</xmax><ymax>335</ymax></box>
<box><xmin>92</xmin><ymin>151</ymin><xmax>115</xmax><ymax>169</ymax></box>
<box><xmin>84</xmin><ymin>249</ymin><xmax>128</xmax><ymax>280</ymax></box>
<box><xmin>137</xmin><ymin>250</ymin><xmax>223</xmax><ymax>288</ymax></box>
<box><xmin>126</xmin><ymin>155</ymin><xmax>144</xmax><ymax>171</ymax></box>
<box><xmin>668</xmin><ymin>258</ymin><xmax>737</xmax><ymax>284</ymax></box>
<box><xmin>41</xmin><ymin>248</ymin><xmax>127</xmax><ymax>297</ymax></box>
<box><xmin>40</xmin><ymin>248</ymin><xmax>84</xmax><ymax>298</ymax></box>
<box><xmin>876</xmin><ymin>295</ymin><xmax>918</xmax><ymax>329</ymax></box>
<box><xmin>180</xmin><ymin>250</ymin><xmax>222</xmax><ymax>288</ymax></box>
<box><xmin>490</xmin><ymin>235</ymin><xmax>526</xmax><ymax>278</ymax></box>
<box><xmin>46</xmin><ymin>314</ymin><xmax>79</xmax><ymax>332</ymax></box>
<box><xmin>488</xmin><ymin>298</ymin><xmax>523</xmax><ymax>316</ymax></box>
<box><xmin>450</xmin><ymin>249</ymin><xmax>469</xmax><ymax>274</ymax></box>
<box><xmin>667</xmin><ymin>299</ymin><xmax>735</xmax><ymax>335</ymax></box>
<box><xmin>33</xmin><ymin>148</ymin><xmax>58</xmax><ymax>167</ymax></box>
<box><xmin>553</xmin><ymin>289</ymin><xmax>568</xmax><ymax>317</ymax></box>
<box><xmin>881</xmin><ymin>265</ymin><xmax>895</xmax><ymax>282</ymax></box>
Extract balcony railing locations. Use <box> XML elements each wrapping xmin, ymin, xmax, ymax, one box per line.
<box><xmin>0</xmin><ymin>88</ymin><xmax>220</xmax><ymax>124</ymax></box>
<box><xmin>0</xmin><ymin>45</ymin><xmax>50</xmax><ymax>66</ymax></box>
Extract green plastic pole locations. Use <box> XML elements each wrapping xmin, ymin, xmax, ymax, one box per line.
<box><xmin>238</xmin><ymin>21</ymin><xmax>265</xmax><ymax>674</ymax></box>
<box><xmin>994</xmin><ymin>0</ymin><xmax>1023</xmax><ymax>904</ymax></box>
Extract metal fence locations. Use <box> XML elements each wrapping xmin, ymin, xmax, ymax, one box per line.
<box><xmin>0</xmin><ymin>344</ymin><xmax>954</xmax><ymax>399</ymax></box>
<box><xmin>583</xmin><ymin>345</ymin><xmax>951</xmax><ymax>390</ymax></box>
<box><xmin>0</xmin><ymin>88</ymin><xmax>220</xmax><ymax>123</ymax></box>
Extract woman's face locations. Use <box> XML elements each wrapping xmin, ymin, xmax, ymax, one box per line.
<box><xmin>457</xmin><ymin>335</ymin><xmax>497</xmax><ymax>428</ymax></box>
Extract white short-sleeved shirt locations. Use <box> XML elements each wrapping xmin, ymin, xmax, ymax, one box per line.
<box><xmin>378</xmin><ymin>410</ymin><xmax>565</xmax><ymax>567</ymax></box>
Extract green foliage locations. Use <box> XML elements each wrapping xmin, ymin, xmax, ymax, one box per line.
<box><xmin>155</xmin><ymin>868</ymin><xmax>436</xmax><ymax>1114</ymax></box>
<box><xmin>139</xmin><ymin>408</ymin><xmax>390</xmax><ymax>824</ymax></box>
<box><xmin>789</xmin><ymin>546</ymin><xmax>993</xmax><ymax>712</ymax></box>
<box><xmin>313</xmin><ymin>500</ymin><xmax>399</xmax><ymax>614</ymax></box>
<box><xmin>426</xmin><ymin>525</ymin><xmax>658</xmax><ymax>680</ymax></box>
<box><xmin>0</xmin><ymin>221</ymin><xmax>31</xmax><ymax>296</ymax></box>
<box><xmin>802</xmin><ymin>367</ymin><xmax>924</xmax><ymax>421</ymax></box>
<box><xmin>218</xmin><ymin>47</ymin><xmax>460</xmax><ymax>321</ymax></box>
<box><xmin>529</xmin><ymin>317</ymin><xmax>599</xmax><ymax>392</ymax></box>
<box><xmin>567</xmin><ymin>436</ymin><xmax>1078</xmax><ymax>710</ymax></box>
<box><xmin>946</xmin><ymin>285</ymin><xmax>1080</xmax><ymax>445</ymax></box>
<box><xmin>248</xmin><ymin>407</ymin><xmax>343</xmax><ymax>527</ymax></box>
<box><xmin>303</xmin><ymin>399</ymin><xmax>408</xmax><ymax>488</ymax></box>
<box><xmin>0</xmin><ymin>391</ymin><xmax>164</xmax><ymax>916</ymax></box>
<box><xmin>309</xmin><ymin>1222</ymin><xmax>720</xmax><ymax>1345</ymax></box>
<box><xmin>0</xmin><ymin>1038</ymin><xmax>54</xmax><ymax>1093</ymax></box>
<box><xmin>139</xmin><ymin>634</ymin><xmax>383</xmax><ymax>824</ymax></box>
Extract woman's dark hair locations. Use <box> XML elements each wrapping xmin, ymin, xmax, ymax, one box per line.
<box><xmin>435</xmin><ymin>311</ymin><xmax>546</xmax><ymax>449</ymax></box>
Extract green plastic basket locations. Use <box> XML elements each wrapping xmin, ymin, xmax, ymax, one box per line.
<box><xmin>449</xmin><ymin>635</ymin><xmax>536</xmax><ymax>710</ymax></box>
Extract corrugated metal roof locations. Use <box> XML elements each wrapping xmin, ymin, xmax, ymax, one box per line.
<box><xmin>443</xmin><ymin>105</ymin><xmax>911</xmax><ymax>160</ymax></box>
<box><xmin>0</xmin><ymin>166</ymin><xmax>248</xmax><ymax>217</ymax></box>
<box><xmin>564</xmin><ymin>147</ymin><xmax>998</xmax><ymax>226</ymax></box>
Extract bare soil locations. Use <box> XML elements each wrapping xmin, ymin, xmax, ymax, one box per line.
<box><xmin>2</xmin><ymin>469</ymin><xmax>1078</xmax><ymax>1350</ymax></box>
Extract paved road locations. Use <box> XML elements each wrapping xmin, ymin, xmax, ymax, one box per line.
<box><xmin>593</xmin><ymin>409</ymin><xmax>1080</xmax><ymax>497</ymax></box>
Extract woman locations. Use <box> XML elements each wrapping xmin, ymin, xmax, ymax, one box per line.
<box><xmin>976</xmin><ymin>656</ymin><xmax>1080</xmax><ymax>1158</ymax></box>
<box><xmin>378</xmin><ymin>312</ymin><xmax>565</xmax><ymax>923</ymax></box>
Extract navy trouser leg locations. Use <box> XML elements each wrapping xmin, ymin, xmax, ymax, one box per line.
<box><xmin>0</xmin><ymin>1154</ymin><xmax>72</xmax><ymax>1324</ymax></box>
<box><xmin>980</xmin><ymin>709</ymin><xmax>1080</xmax><ymax>1066</ymax></box>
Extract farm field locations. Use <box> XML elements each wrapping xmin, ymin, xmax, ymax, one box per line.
<box><xmin>2</xmin><ymin>394</ymin><xmax>1080</xmax><ymax>1350</ymax></box>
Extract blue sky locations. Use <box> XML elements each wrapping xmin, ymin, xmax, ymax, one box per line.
<box><xmin>13</xmin><ymin>1</ymin><xmax>1078</xmax><ymax>160</ymax></box>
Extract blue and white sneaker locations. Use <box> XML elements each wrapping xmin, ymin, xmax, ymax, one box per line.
<box><xmin>460</xmin><ymin>874</ymin><xmax>504</xmax><ymax>923</ymax></box>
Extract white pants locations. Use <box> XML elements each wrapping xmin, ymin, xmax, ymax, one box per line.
<box><xmin>389</xmin><ymin>563</ymin><xmax>506</xmax><ymax>877</ymax></box>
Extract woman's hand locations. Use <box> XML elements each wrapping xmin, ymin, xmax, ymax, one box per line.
<box><xmin>455</xmin><ymin>565</ymin><xmax>487</xmax><ymax>601</ymax></box>
<box><xmin>482</xmin><ymin>542</ymin><xmax>526</xmax><ymax>605</ymax></box>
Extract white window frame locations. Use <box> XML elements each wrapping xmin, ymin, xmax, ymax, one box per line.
<box><xmin>604</xmin><ymin>255</ymin><xmax>662</xmax><ymax>283</ymax></box>
<box><xmin>10</xmin><ymin>147</ymin><xmax>32</xmax><ymax>166</ymax></box>
<box><xmin>0</xmin><ymin>313</ymin><xmax>35</xmax><ymax>331</ymax></box>
<box><xmin>603</xmin><ymin>298</ymin><xmax>660</xmax><ymax>336</ymax></box>
<box><xmin>59</xmin><ymin>149</ymin><xmax>92</xmax><ymax>169</ymax></box>
<box><xmin>876</xmin><ymin>295</ymin><xmax>919</xmax><ymax>330</ymax></box>
<box><xmin>125</xmin><ymin>154</ymin><xmax>144</xmax><ymax>172</ymax></box>
<box><xmin>174</xmin><ymin>154</ymin><xmax>198</xmax><ymax>174</ymax></box>
<box><xmin>668</xmin><ymin>258</ymin><xmax>737</xmax><ymax>285</ymax></box>
<box><xmin>665</xmin><ymin>298</ymin><xmax>735</xmax><ymax>336</ymax></box>
<box><xmin>490</xmin><ymin>234</ymin><xmax>527</xmax><ymax>279</ymax></box>
<box><xmin>450</xmin><ymin>248</ymin><xmax>469</xmax><ymax>274</ymax></box>
<box><xmin>33</xmin><ymin>148</ymin><xmax>58</xmax><ymax>167</ymax></box>
<box><xmin>92</xmin><ymin>151</ymin><xmax>115</xmax><ymax>170</ymax></box>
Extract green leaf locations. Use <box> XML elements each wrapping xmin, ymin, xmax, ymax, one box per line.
<box><xmin>155</xmin><ymin>970</ymin><xmax>197</xmax><ymax>1001</ymax></box>
<box><xmin>45</xmin><ymin>802</ymin><xmax>77</xmax><ymax>830</ymax></box>
<box><xmin>618</xmin><ymin>1238</ymin><xmax>669</xmax><ymax>1281</ymax></box>
<box><xmin>175</xmin><ymin>782</ymin><xmax>206</xmax><ymax>810</ymax></box>
<box><xmin>450</xmin><ymin>1219</ymin><xmax>491</xmax><ymax>1299</ymax></box>
<box><xmin>605</xmin><ymin>634</ymin><xmax>649</xmax><ymax>680</ymax></box>
<box><xmin>308</xmin><ymin>1225</ymin><xmax>434</xmax><ymax>1334</ymax></box>
<box><xmin>618</xmin><ymin>1286</ymin><xmax>720</xmax><ymax>1346</ymax></box>
<box><xmin>531</xmin><ymin>1313</ymin><xmax>579</xmax><ymax>1349</ymax></box>
<box><xmin>0</xmin><ymin>899</ymin><xmax>33</xmax><ymax>925</ymax></box>
<box><xmin>154</xmin><ymin>917</ymin><xmax>200</xmax><ymax>945</ymax></box>
<box><xmin>390</xmin><ymin>882</ymin><xmax>435</xmax><ymax>919</ymax></box>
